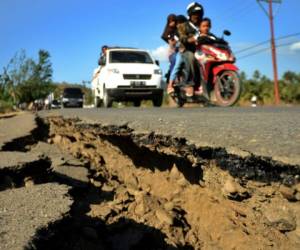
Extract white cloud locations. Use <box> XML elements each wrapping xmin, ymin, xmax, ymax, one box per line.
<box><xmin>290</xmin><ymin>42</ymin><xmax>300</xmax><ymax>51</ymax></box>
<box><xmin>150</xmin><ymin>46</ymin><xmax>169</xmax><ymax>62</ymax></box>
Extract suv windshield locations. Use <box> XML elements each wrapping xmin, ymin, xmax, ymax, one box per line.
<box><xmin>63</xmin><ymin>88</ymin><xmax>83</xmax><ymax>98</ymax></box>
<box><xmin>110</xmin><ymin>51</ymin><xmax>153</xmax><ymax>64</ymax></box>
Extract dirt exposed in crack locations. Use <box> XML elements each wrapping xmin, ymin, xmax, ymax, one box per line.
<box><xmin>26</xmin><ymin>116</ymin><xmax>300</xmax><ymax>250</ymax></box>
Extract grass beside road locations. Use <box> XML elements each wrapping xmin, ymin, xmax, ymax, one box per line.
<box><xmin>0</xmin><ymin>100</ymin><xmax>15</xmax><ymax>114</ymax></box>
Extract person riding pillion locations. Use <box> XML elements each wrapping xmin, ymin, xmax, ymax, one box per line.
<box><xmin>161</xmin><ymin>14</ymin><xmax>178</xmax><ymax>83</ymax></box>
<box><xmin>167</xmin><ymin>15</ymin><xmax>188</xmax><ymax>94</ymax></box>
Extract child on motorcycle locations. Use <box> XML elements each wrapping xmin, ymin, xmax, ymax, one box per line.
<box><xmin>194</xmin><ymin>18</ymin><xmax>217</xmax><ymax>95</ymax></box>
<box><xmin>197</xmin><ymin>18</ymin><xmax>219</xmax><ymax>63</ymax></box>
<box><xmin>199</xmin><ymin>18</ymin><xmax>217</xmax><ymax>40</ymax></box>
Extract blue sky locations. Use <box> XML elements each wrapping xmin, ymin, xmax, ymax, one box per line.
<box><xmin>1</xmin><ymin>0</ymin><xmax>300</xmax><ymax>84</ymax></box>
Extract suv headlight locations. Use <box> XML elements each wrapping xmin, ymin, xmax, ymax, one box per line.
<box><xmin>154</xmin><ymin>69</ymin><xmax>162</xmax><ymax>75</ymax></box>
<box><xmin>62</xmin><ymin>98</ymin><xmax>69</xmax><ymax>102</ymax></box>
<box><xmin>108</xmin><ymin>68</ymin><xmax>120</xmax><ymax>74</ymax></box>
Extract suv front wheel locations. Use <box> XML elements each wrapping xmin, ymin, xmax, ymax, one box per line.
<box><xmin>152</xmin><ymin>94</ymin><xmax>163</xmax><ymax>107</ymax></box>
<box><xmin>133</xmin><ymin>100</ymin><xmax>141</xmax><ymax>107</ymax></box>
<box><xmin>103</xmin><ymin>87</ymin><xmax>113</xmax><ymax>108</ymax></box>
<box><xmin>94</xmin><ymin>96</ymin><xmax>102</xmax><ymax>108</ymax></box>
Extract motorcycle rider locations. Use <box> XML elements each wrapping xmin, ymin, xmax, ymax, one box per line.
<box><xmin>177</xmin><ymin>2</ymin><xmax>204</xmax><ymax>98</ymax></box>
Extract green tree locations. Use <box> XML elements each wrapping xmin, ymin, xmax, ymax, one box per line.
<box><xmin>253</xmin><ymin>70</ymin><xmax>261</xmax><ymax>82</ymax></box>
<box><xmin>17</xmin><ymin>50</ymin><xmax>54</xmax><ymax>103</ymax></box>
<box><xmin>239</xmin><ymin>71</ymin><xmax>247</xmax><ymax>83</ymax></box>
<box><xmin>33</xmin><ymin>50</ymin><xmax>53</xmax><ymax>83</ymax></box>
<box><xmin>0</xmin><ymin>50</ymin><xmax>34</xmax><ymax>103</ymax></box>
<box><xmin>282</xmin><ymin>71</ymin><xmax>300</xmax><ymax>85</ymax></box>
<box><xmin>0</xmin><ymin>49</ymin><xmax>54</xmax><ymax>104</ymax></box>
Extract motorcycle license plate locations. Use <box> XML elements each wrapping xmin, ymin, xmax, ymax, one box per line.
<box><xmin>130</xmin><ymin>81</ymin><xmax>146</xmax><ymax>87</ymax></box>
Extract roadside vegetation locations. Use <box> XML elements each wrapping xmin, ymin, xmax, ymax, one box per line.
<box><xmin>239</xmin><ymin>70</ymin><xmax>300</xmax><ymax>105</ymax></box>
<box><xmin>0</xmin><ymin>50</ymin><xmax>93</xmax><ymax>111</ymax></box>
<box><xmin>0</xmin><ymin>50</ymin><xmax>54</xmax><ymax>112</ymax></box>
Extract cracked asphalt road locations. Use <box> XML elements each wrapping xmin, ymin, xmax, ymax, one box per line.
<box><xmin>41</xmin><ymin>107</ymin><xmax>300</xmax><ymax>166</ymax></box>
<box><xmin>0</xmin><ymin>113</ymin><xmax>36</xmax><ymax>149</ymax></box>
<box><xmin>0</xmin><ymin>184</ymin><xmax>72</xmax><ymax>250</ymax></box>
<box><xmin>0</xmin><ymin>110</ymin><xmax>300</xmax><ymax>249</ymax></box>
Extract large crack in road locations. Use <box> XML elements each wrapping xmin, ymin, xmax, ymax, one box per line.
<box><xmin>1</xmin><ymin>114</ymin><xmax>300</xmax><ymax>250</ymax></box>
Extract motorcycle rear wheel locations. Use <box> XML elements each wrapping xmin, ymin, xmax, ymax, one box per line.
<box><xmin>214</xmin><ymin>71</ymin><xmax>241</xmax><ymax>107</ymax></box>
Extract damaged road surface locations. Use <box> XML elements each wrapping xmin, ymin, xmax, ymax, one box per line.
<box><xmin>0</xmin><ymin>184</ymin><xmax>72</xmax><ymax>250</ymax></box>
<box><xmin>1</xmin><ymin>111</ymin><xmax>300</xmax><ymax>250</ymax></box>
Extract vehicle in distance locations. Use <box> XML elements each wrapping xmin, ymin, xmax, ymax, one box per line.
<box><xmin>92</xmin><ymin>48</ymin><xmax>164</xmax><ymax>108</ymax></box>
<box><xmin>51</xmin><ymin>100</ymin><xmax>61</xmax><ymax>109</ymax></box>
<box><xmin>61</xmin><ymin>88</ymin><xmax>84</xmax><ymax>108</ymax></box>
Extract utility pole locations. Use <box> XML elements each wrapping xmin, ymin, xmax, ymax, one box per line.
<box><xmin>257</xmin><ymin>0</ymin><xmax>281</xmax><ymax>105</ymax></box>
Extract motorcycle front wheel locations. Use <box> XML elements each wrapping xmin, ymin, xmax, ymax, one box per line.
<box><xmin>174</xmin><ymin>96</ymin><xmax>185</xmax><ymax>108</ymax></box>
<box><xmin>214</xmin><ymin>71</ymin><xmax>241</xmax><ymax>107</ymax></box>
<box><xmin>171</xmin><ymin>86</ymin><xmax>186</xmax><ymax>108</ymax></box>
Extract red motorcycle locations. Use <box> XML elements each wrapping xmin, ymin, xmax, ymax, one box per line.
<box><xmin>172</xmin><ymin>31</ymin><xmax>241</xmax><ymax>107</ymax></box>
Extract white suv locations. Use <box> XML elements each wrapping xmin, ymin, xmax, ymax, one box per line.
<box><xmin>92</xmin><ymin>48</ymin><xmax>164</xmax><ymax>108</ymax></box>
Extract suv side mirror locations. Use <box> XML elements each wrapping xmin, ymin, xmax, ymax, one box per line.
<box><xmin>155</xmin><ymin>60</ymin><xmax>160</xmax><ymax>66</ymax></box>
<box><xmin>223</xmin><ymin>30</ymin><xmax>231</xmax><ymax>36</ymax></box>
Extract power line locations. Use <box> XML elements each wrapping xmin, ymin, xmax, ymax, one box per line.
<box><xmin>235</xmin><ymin>32</ymin><xmax>300</xmax><ymax>54</ymax></box>
<box><xmin>214</xmin><ymin>0</ymin><xmax>257</xmax><ymax>22</ymax></box>
<box><xmin>238</xmin><ymin>40</ymin><xmax>296</xmax><ymax>60</ymax></box>
<box><xmin>221</xmin><ymin>4</ymin><xmax>259</xmax><ymax>27</ymax></box>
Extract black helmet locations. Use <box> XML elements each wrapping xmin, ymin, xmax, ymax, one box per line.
<box><xmin>187</xmin><ymin>2</ymin><xmax>204</xmax><ymax>18</ymax></box>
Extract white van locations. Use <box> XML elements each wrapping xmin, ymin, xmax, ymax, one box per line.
<box><xmin>92</xmin><ymin>47</ymin><xmax>164</xmax><ymax>108</ymax></box>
